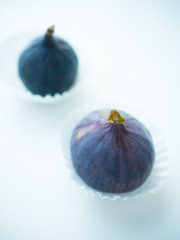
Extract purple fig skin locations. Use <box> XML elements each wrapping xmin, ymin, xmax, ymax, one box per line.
<box><xmin>70</xmin><ymin>109</ymin><xmax>155</xmax><ymax>193</ymax></box>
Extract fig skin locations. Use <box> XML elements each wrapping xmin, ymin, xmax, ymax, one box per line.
<box><xmin>70</xmin><ymin>109</ymin><xmax>155</xmax><ymax>193</ymax></box>
<box><xmin>18</xmin><ymin>26</ymin><xmax>78</xmax><ymax>96</ymax></box>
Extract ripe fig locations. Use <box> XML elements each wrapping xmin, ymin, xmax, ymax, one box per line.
<box><xmin>18</xmin><ymin>26</ymin><xmax>78</xmax><ymax>96</ymax></box>
<box><xmin>70</xmin><ymin>109</ymin><xmax>155</xmax><ymax>193</ymax></box>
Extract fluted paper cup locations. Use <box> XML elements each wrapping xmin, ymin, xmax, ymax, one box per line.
<box><xmin>60</xmin><ymin>102</ymin><xmax>169</xmax><ymax>201</ymax></box>
<box><xmin>0</xmin><ymin>31</ymin><xmax>87</xmax><ymax>104</ymax></box>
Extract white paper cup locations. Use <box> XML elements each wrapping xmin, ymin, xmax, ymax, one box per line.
<box><xmin>60</xmin><ymin>102</ymin><xmax>169</xmax><ymax>201</ymax></box>
<box><xmin>0</xmin><ymin>31</ymin><xmax>86</xmax><ymax>104</ymax></box>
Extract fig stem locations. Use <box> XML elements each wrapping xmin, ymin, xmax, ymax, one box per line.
<box><xmin>109</xmin><ymin>110</ymin><xmax>125</xmax><ymax>124</ymax></box>
<box><xmin>46</xmin><ymin>25</ymin><xmax>55</xmax><ymax>37</ymax></box>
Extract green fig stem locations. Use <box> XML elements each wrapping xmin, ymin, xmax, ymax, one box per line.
<box><xmin>46</xmin><ymin>25</ymin><xmax>55</xmax><ymax>38</ymax></box>
<box><xmin>108</xmin><ymin>110</ymin><xmax>125</xmax><ymax>124</ymax></box>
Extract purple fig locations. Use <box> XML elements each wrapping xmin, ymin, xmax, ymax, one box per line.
<box><xmin>70</xmin><ymin>109</ymin><xmax>155</xmax><ymax>193</ymax></box>
<box><xmin>18</xmin><ymin>26</ymin><xmax>78</xmax><ymax>96</ymax></box>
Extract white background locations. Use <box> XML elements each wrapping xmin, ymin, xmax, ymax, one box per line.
<box><xmin>0</xmin><ymin>0</ymin><xmax>180</xmax><ymax>239</ymax></box>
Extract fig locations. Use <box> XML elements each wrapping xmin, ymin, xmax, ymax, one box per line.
<box><xmin>70</xmin><ymin>109</ymin><xmax>155</xmax><ymax>193</ymax></box>
<box><xmin>18</xmin><ymin>26</ymin><xmax>78</xmax><ymax>96</ymax></box>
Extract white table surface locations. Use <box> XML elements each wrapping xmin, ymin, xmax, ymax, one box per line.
<box><xmin>0</xmin><ymin>1</ymin><xmax>180</xmax><ymax>239</ymax></box>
